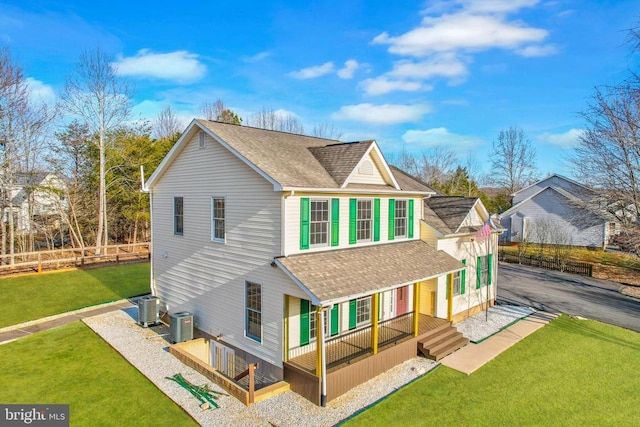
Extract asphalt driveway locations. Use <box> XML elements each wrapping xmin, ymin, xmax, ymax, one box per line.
<box><xmin>498</xmin><ymin>263</ymin><xmax>640</xmax><ymax>333</ymax></box>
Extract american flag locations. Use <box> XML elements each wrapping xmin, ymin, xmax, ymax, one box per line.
<box><xmin>475</xmin><ymin>219</ymin><xmax>492</xmax><ymax>239</ymax></box>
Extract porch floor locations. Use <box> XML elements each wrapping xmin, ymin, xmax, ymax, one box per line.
<box><xmin>288</xmin><ymin>314</ymin><xmax>449</xmax><ymax>373</ymax></box>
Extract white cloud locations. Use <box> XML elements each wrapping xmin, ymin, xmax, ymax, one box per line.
<box><xmin>388</xmin><ymin>54</ymin><xmax>469</xmax><ymax>80</ymax></box>
<box><xmin>25</xmin><ymin>78</ymin><xmax>56</xmax><ymax>105</ymax></box>
<box><xmin>243</xmin><ymin>51</ymin><xmax>270</xmax><ymax>63</ymax></box>
<box><xmin>458</xmin><ymin>0</ymin><xmax>539</xmax><ymax>14</ymax></box>
<box><xmin>289</xmin><ymin>62</ymin><xmax>335</xmax><ymax>79</ymax></box>
<box><xmin>360</xmin><ymin>77</ymin><xmax>428</xmax><ymax>96</ymax></box>
<box><xmin>516</xmin><ymin>44</ymin><xmax>559</xmax><ymax>57</ymax></box>
<box><xmin>537</xmin><ymin>128</ymin><xmax>583</xmax><ymax>147</ymax></box>
<box><xmin>402</xmin><ymin>127</ymin><xmax>484</xmax><ymax>148</ymax></box>
<box><xmin>337</xmin><ymin>59</ymin><xmax>360</xmax><ymax>79</ymax></box>
<box><xmin>332</xmin><ymin>103</ymin><xmax>431</xmax><ymax>125</ymax></box>
<box><xmin>114</xmin><ymin>49</ymin><xmax>207</xmax><ymax>83</ymax></box>
<box><xmin>373</xmin><ymin>13</ymin><xmax>548</xmax><ymax>57</ymax></box>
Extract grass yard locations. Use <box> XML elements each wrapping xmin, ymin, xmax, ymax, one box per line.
<box><xmin>0</xmin><ymin>321</ymin><xmax>196</xmax><ymax>426</ymax></box>
<box><xmin>0</xmin><ymin>262</ymin><xmax>150</xmax><ymax>328</ymax></box>
<box><xmin>345</xmin><ymin>315</ymin><xmax>640</xmax><ymax>426</ymax></box>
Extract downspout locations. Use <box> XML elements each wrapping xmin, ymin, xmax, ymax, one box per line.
<box><xmin>318</xmin><ymin>306</ymin><xmax>327</xmax><ymax>407</ymax></box>
<box><xmin>141</xmin><ymin>165</ymin><xmax>155</xmax><ymax>296</ymax></box>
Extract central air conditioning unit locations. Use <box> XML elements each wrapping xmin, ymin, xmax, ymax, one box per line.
<box><xmin>138</xmin><ymin>295</ymin><xmax>159</xmax><ymax>327</ymax></box>
<box><xmin>169</xmin><ymin>312</ymin><xmax>194</xmax><ymax>343</ymax></box>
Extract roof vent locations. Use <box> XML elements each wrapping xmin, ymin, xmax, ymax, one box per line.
<box><xmin>198</xmin><ymin>131</ymin><xmax>205</xmax><ymax>149</ymax></box>
<box><xmin>358</xmin><ymin>159</ymin><xmax>374</xmax><ymax>175</ymax></box>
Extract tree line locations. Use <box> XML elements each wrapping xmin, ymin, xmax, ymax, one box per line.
<box><xmin>1</xmin><ymin>24</ymin><xmax>639</xmax><ymax>258</ymax></box>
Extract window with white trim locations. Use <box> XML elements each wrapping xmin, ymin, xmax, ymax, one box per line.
<box><xmin>174</xmin><ymin>197</ymin><xmax>183</xmax><ymax>235</ymax></box>
<box><xmin>245</xmin><ymin>281</ymin><xmax>262</xmax><ymax>342</ymax></box>
<box><xmin>310</xmin><ymin>199</ymin><xmax>329</xmax><ymax>246</ymax></box>
<box><xmin>356</xmin><ymin>297</ymin><xmax>371</xmax><ymax>325</ymax></box>
<box><xmin>211</xmin><ymin>197</ymin><xmax>225</xmax><ymax>242</ymax></box>
<box><xmin>356</xmin><ymin>199</ymin><xmax>372</xmax><ymax>242</ymax></box>
<box><xmin>394</xmin><ymin>199</ymin><xmax>407</xmax><ymax>238</ymax></box>
<box><xmin>453</xmin><ymin>271</ymin><xmax>462</xmax><ymax>296</ymax></box>
<box><xmin>309</xmin><ymin>307</ymin><xmax>329</xmax><ymax>340</ymax></box>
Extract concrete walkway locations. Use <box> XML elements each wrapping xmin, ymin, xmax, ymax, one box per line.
<box><xmin>441</xmin><ymin>311</ymin><xmax>558</xmax><ymax>374</ymax></box>
<box><xmin>0</xmin><ymin>299</ymin><xmax>135</xmax><ymax>345</ymax></box>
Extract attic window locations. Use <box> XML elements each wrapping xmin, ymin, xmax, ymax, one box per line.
<box><xmin>198</xmin><ymin>131</ymin><xmax>205</xmax><ymax>149</ymax></box>
<box><xmin>358</xmin><ymin>160</ymin><xmax>374</xmax><ymax>176</ymax></box>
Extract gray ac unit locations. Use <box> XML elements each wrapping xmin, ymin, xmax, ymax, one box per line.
<box><xmin>169</xmin><ymin>312</ymin><xmax>194</xmax><ymax>343</ymax></box>
<box><xmin>138</xmin><ymin>295</ymin><xmax>159</xmax><ymax>327</ymax></box>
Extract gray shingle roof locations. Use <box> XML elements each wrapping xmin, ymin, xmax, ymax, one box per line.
<box><xmin>308</xmin><ymin>141</ymin><xmax>373</xmax><ymax>186</ymax></box>
<box><xmin>277</xmin><ymin>240</ymin><xmax>463</xmax><ymax>304</ymax></box>
<box><xmin>389</xmin><ymin>166</ymin><xmax>438</xmax><ymax>193</ymax></box>
<box><xmin>198</xmin><ymin>120</ymin><xmax>339</xmax><ymax>188</ymax></box>
<box><xmin>424</xmin><ymin>196</ymin><xmax>479</xmax><ymax>235</ymax></box>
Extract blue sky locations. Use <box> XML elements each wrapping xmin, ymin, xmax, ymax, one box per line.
<box><xmin>2</xmin><ymin>0</ymin><xmax>638</xmax><ymax>178</ymax></box>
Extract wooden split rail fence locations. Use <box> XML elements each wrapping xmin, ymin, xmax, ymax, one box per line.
<box><xmin>0</xmin><ymin>243</ymin><xmax>150</xmax><ymax>275</ymax></box>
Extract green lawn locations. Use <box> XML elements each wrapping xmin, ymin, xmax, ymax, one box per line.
<box><xmin>345</xmin><ymin>315</ymin><xmax>640</xmax><ymax>426</ymax></box>
<box><xmin>0</xmin><ymin>263</ymin><xmax>150</xmax><ymax>328</ymax></box>
<box><xmin>0</xmin><ymin>321</ymin><xmax>196</xmax><ymax>425</ymax></box>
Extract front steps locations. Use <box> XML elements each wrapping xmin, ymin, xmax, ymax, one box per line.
<box><xmin>418</xmin><ymin>322</ymin><xmax>468</xmax><ymax>361</ymax></box>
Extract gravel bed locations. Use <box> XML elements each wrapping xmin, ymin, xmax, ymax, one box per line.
<box><xmin>84</xmin><ymin>305</ymin><xmax>532</xmax><ymax>426</ymax></box>
<box><xmin>455</xmin><ymin>304</ymin><xmax>536</xmax><ymax>343</ymax></box>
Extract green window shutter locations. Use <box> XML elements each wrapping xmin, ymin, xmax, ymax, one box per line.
<box><xmin>331</xmin><ymin>198</ymin><xmax>340</xmax><ymax>247</ymax></box>
<box><xmin>349</xmin><ymin>199</ymin><xmax>357</xmax><ymax>244</ymax></box>
<box><xmin>330</xmin><ymin>304</ymin><xmax>339</xmax><ymax>336</ymax></box>
<box><xmin>488</xmin><ymin>253</ymin><xmax>493</xmax><ymax>285</ymax></box>
<box><xmin>388</xmin><ymin>199</ymin><xmax>395</xmax><ymax>240</ymax></box>
<box><xmin>300</xmin><ymin>299</ymin><xmax>310</xmax><ymax>345</ymax></box>
<box><xmin>348</xmin><ymin>299</ymin><xmax>357</xmax><ymax>329</ymax></box>
<box><xmin>373</xmin><ymin>198</ymin><xmax>381</xmax><ymax>242</ymax></box>
<box><xmin>446</xmin><ymin>274</ymin><xmax>450</xmax><ymax>300</ymax></box>
<box><xmin>476</xmin><ymin>256</ymin><xmax>482</xmax><ymax>289</ymax></box>
<box><xmin>300</xmin><ymin>198</ymin><xmax>310</xmax><ymax>250</ymax></box>
<box><xmin>461</xmin><ymin>259</ymin><xmax>467</xmax><ymax>295</ymax></box>
<box><xmin>408</xmin><ymin>199</ymin><xmax>414</xmax><ymax>238</ymax></box>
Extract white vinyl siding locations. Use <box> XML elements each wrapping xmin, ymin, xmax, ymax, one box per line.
<box><xmin>151</xmin><ymin>129</ymin><xmax>308</xmax><ymax>369</ymax></box>
<box><xmin>283</xmin><ymin>195</ymin><xmax>421</xmax><ymax>255</ymax></box>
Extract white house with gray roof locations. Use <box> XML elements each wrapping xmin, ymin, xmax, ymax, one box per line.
<box><xmin>499</xmin><ymin>174</ymin><xmax>619</xmax><ymax>248</ymax></box>
<box><xmin>146</xmin><ymin>119</ymin><xmax>495</xmax><ymax>405</ymax></box>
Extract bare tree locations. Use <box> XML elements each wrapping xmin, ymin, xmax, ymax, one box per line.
<box><xmin>571</xmin><ymin>84</ymin><xmax>640</xmax><ymax>225</ymax></box>
<box><xmin>200</xmin><ymin>99</ymin><xmax>242</xmax><ymax>124</ymax></box>
<box><xmin>489</xmin><ymin>126</ymin><xmax>537</xmax><ymax>194</ymax></box>
<box><xmin>153</xmin><ymin>105</ymin><xmax>182</xmax><ymax>139</ymax></box>
<box><xmin>248</xmin><ymin>108</ymin><xmax>305</xmax><ymax>134</ymax></box>
<box><xmin>418</xmin><ymin>146</ymin><xmax>458</xmax><ymax>187</ymax></box>
<box><xmin>311</xmin><ymin>122</ymin><xmax>342</xmax><ymax>140</ymax></box>
<box><xmin>0</xmin><ymin>46</ymin><xmax>29</xmax><ymax>262</ymax></box>
<box><xmin>60</xmin><ymin>48</ymin><xmax>133</xmax><ymax>251</ymax></box>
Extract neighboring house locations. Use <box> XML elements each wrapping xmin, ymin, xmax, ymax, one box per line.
<box><xmin>146</xmin><ymin>119</ymin><xmax>499</xmax><ymax>405</ymax></box>
<box><xmin>1</xmin><ymin>172</ymin><xmax>67</xmax><ymax>235</ymax></box>
<box><xmin>499</xmin><ymin>174</ymin><xmax>619</xmax><ymax>248</ymax></box>
<box><xmin>422</xmin><ymin>196</ymin><xmax>502</xmax><ymax>323</ymax></box>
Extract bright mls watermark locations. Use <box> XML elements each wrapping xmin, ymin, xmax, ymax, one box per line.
<box><xmin>1</xmin><ymin>405</ymin><xmax>68</xmax><ymax>426</ymax></box>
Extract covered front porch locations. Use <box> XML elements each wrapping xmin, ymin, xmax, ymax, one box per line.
<box><xmin>287</xmin><ymin>312</ymin><xmax>448</xmax><ymax>373</ymax></box>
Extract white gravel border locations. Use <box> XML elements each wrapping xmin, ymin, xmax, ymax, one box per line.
<box><xmin>456</xmin><ymin>304</ymin><xmax>536</xmax><ymax>342</ymax></box>
<box><xmin>84</xmin><ymin>305</ymin><xmax>533</xmax><ymax>426</ymax></box>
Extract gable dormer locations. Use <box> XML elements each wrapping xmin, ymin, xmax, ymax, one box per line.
<box><xmin>342</xmin><ymin>141</ymin><xmax>399</xmax><ymax>189</ymax></box>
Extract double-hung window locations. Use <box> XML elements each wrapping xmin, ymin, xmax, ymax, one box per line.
<box><xmin>394</xmin><ymin>199</ymin><xmax>407</xmax><ymax>238</ymax></box>
<box><xmin>211</xmin><ymin>197</ymin><xmax>225</xmax><ymax>242</ymax></box>
<box><xmin>453</xmin><ymin>271</ymin><xmax>462</xmax><ymax>296</ymax></box>
<box><xmin>174</xmin><ymin>197</ymin><xmax>184</xmax><ymax>235</ymax></box>
<box><xmin>310</xmin><ymin>199</ymin><xmax>329</xmax><ymax>246</ymax></box>
<box><xmin>245</xmin><ymin>281</ymin><xmax>262</xmax><ymax>342</ymax></box>
<box><xmin>356</xmin><ymin>199</ymin><xmax>372</xmax><ymax>242</ymax></box>
<box><xmin>356</xmin><ymin>296</ymin><xmax>371</xmax><ymax>326</ymax></box>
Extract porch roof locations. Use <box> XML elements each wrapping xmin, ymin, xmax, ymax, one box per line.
<box><xmin>275</xmin><ymin>240</ymin><xmax>463</xmax><ymax>305</ymax></box>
